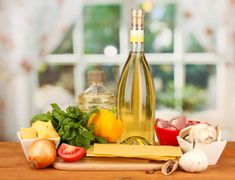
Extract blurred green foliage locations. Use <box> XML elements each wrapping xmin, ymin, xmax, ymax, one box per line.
<box><xmin>186</xmin><ymin>33</ymin><xmax>205</xmax><ymax>53</ymax></box>
<box><xmin>156</xmin><ymin>65</ymin><xmax>216</xmax><ymax>112</ymax></box>
<box><xmin>157</xmin><ymin>81</ymin><xmax>206</xmax><ymax>112</ymax></box>
<box><xmin>52</xmin><ymin>3</ymin><xmax>212</xmax><ymax>54</ymax></box>
<box><xmin>144</xmin><ymin>3</ymin><xmax>176</xmax><ymax>53</ymax></box>
<box><xmin>150</xmin><ymin>65</ymin><xmax>174</xmax><ymax>109</ymax></box>
<box><xmin>157</xmin><ymin>81</ymin><xmax>177</xmax><ymax>109</ymax></box>
<box><xmin>84</xmin><ymin>5</ymin><xmax>120</xmax><ymax>54</ymax></box>
<box><xmin>182</xmin><ymin>84</ymin><xmax>206</xmax><ymax>112</ymax></box>
<box><xmin>186</xmin><ymin>65</ymin><xmax>216</xmax><ymax>88</ymax></box>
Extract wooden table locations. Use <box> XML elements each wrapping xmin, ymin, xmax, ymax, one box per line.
<box><xmin>0</xmin><ymin>142</ymin><xmax>234</xmax><ymax>180</ymax></box>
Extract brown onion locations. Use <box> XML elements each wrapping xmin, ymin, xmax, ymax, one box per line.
<box><xmin>28</xmin><ymin>139</ymin><xmax>56</xmax><ymax>169</ymax></box>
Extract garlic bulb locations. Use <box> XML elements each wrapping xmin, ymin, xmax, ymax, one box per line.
<box><xmin>179</xmin><ymin>149</ymin><xmax>208</xmax><ymax>173</ymax></box>
<box><xmin>189</xmin><ymin>124</ymin><xmax>217</xmax><ymax>144</ymax></box>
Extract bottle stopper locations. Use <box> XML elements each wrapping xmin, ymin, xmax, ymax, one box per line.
<box><xmin>88</xmin><ymin>70</ymin><xmax>105</xmax><ymax>83</ymax></box>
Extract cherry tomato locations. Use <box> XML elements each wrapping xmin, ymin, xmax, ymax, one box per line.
<box><xmin>58</xmin><ymin>143</ymin><xmax>86</xmax><ymax>162</ymax></box>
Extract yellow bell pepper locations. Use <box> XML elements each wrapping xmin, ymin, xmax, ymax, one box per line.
<box><xmin>88</xmin><ymin>109</ymin><xmax>123</xmax><ymax>143</ymax></box>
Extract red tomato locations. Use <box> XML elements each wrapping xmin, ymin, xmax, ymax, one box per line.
<box><xmin>58</xmin><ymin>143</ymin><xmax>86</xmax><ymax>162</ymax></box>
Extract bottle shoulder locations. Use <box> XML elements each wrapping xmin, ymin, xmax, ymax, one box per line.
<box><xmin>118</xmin><ymin>52</ymin><xmax>155</xmax><ymax>91</ymax></box>
<box><xmin>126</xmin><ymin>51</ymin><xmax>148</xmax><ymax>62</ymax></box>
<box><xmin>120</xmin><ymin>52</ymin><xmax>151</xmax><ymax>73</ymax></box>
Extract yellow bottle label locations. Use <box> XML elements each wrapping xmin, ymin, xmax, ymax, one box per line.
<box><xmin>130</xmin><ymin>29</ymin><xmax>144</xmax><ymax>43</ymax></box>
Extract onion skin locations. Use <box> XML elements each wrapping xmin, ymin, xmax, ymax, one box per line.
<box><xmin>28</xmin><ymin>139</ymin><xmax>56</xmax><ymax>169</ymax></box>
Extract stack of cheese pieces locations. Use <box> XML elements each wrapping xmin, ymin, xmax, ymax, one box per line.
<box><xmin>87</xmin><ymin>143</ymin><xmax>182</xmax><ymax>161</ymax></box>
<box><xmin>20</xmin><ymin>121</ymin><xmax>59</xmax><ymax>139</ymax></box>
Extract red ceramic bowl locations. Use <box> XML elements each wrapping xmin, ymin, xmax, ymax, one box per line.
<box><xmin>155</xmin><ymin>121</ymin><xmax>180</xmax><ymax>146</ymax></box>
<box><xmin>155</xmin><ymin>119</ymin><xmax>201</xmax><ymax>146</ymax></box>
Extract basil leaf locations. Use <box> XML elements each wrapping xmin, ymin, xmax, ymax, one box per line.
<box><xmin>30</xmin><ymin>113</ymin><xmax>53</xmax><ymax>125</ymax></box>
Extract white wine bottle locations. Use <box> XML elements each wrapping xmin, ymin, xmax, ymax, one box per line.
<box><xmin>117</xmin><ymin>9</ymin><xmax>155</xmax><ymax>145</ymax></box>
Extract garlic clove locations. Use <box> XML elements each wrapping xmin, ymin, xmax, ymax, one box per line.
<box><xmin>161</xmin><ymin>160</ymin><xmax>179</xmax><ymax>175</ymax></box>
<box><xmin>179</xmin><ymin>149</ymin><xmax>208</xmax><ymax>173</ymax></box>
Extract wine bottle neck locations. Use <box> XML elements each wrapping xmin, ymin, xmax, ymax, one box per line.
<box><xmin>130</xmin><ymin>28</ymin><xmax>144</xmax><ymax>52</ymax></box>
<box><xmin>130</xmin><ymin>42</ymin><xmax>144</xmax><ymax>52</ymax></box>
<box><xmin>130</xmin><ymin>9</ymin><xmax>145</xmax><ymax>53</ymax></box>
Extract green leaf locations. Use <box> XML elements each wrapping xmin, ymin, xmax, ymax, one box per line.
<box><xmin>30</xmin><ymin>113</ymin><xmax>53</xmax><ymax>126</ymax></box>
<box><xmin>51</xmin><ymin>103</ymin><xmax>67</xmax><ymax>117</ymax></box>
<box><xmin>78</xmin><ymin>130</ymin><xmax>94</xmax><ymax>149</ymax></box>
<box><xmin>66</xmin><ymin>106</ymin><xmax>80</xmax><ymax>119</ymax></box>
<box><xmin>95</xmin><ymin>136</ymin><xmax>108</xmax><ymax>144</ymax></box>
<box><xmin>80</xmin><ymin>109</ymin><xmax>99</xmax><ymax>127</ymax></box>
<box><xmin>87</xmin><ymin>123</ymin><xmax>94</xmax><ymax>131</ymax></box>
<box><xmin>51</xmin><ymin>104</ymin><xmax>67</xmax><ymax>130</ymax></box>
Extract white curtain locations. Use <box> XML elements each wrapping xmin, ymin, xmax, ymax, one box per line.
<box><xmin>218</xmin><ymin>0</ymin><xmax>235</xmax><ymax>139</ymax></box>
<box><xmin>0</xmin><ymin>0</ymin><xmax>80</xmax><ymax>140</ymax></box>
<box><xmin>180</xmin><ymin>1</ymin><xmax>235</xmax><ymax>139</ymax></box>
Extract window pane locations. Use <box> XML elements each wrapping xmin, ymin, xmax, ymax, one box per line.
<box><xmin>184</xmin><ymin>65</ymin><xmax>216</xmax><ymax>112</ymax></box>
<box><xmin>150</xmin><ymin>64</ymin><xmax>174</xmax><ymax>110</ymax></box>
<box><xmin>52</xmin><ymin>26</ymin><xmax>74</xmax><ymax>54</ymax></box>
<box><xmin>180</xmin><ymin>0</ymin><xmax>218</xmax><ymax>52</ymax></box>
<box><xmin>140</xmin><ymin>3</ymin><xmax>176</xmax><ymax>53</ymax></box>
<box><xmin>84</xmin><ymin>5</ymin><xmax>120</xmax><ymax>54</ymax></box>
<box><xmin>84</xmin><ymin>65</ymin><xmax>119</xmax><ymax>93</ymax></box>
<box><xmin>35</xmin><ymin>64</ymin><xmax>74</xmax><ymax>112</ymax></box>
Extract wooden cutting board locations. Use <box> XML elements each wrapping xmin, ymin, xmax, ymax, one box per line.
<box><xmin>53</xmin><ymin>157</ymin><xmax>164</xmax><ymax>171</ymax></box>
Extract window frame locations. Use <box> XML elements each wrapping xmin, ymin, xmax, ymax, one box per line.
<box><xmin>39</xmin><ymin>0</ymin><xmax>227</xmax><ymax>119</ymax></box>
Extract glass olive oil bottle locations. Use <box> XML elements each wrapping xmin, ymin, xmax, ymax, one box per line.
<box><xmin>78</xmin><ymin>70</ymin><xmax>115</xmax><ymax>112</ymax></box>
<box><xmin>117</xmin><ymin>9</ymin><xmax>155</xmax><ymax>145</ymax></box>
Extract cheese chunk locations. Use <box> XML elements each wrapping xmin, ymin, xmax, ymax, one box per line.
<box><xmin>37</xmin><ymin>128</ymin><xmax>59</xmax><ymax>139</ymax></box>
<box><xmin>31</xmin><ymin>120</ymin><xmax>59</xmax><ymax>139</ymax></box>
<box><xmin>32</xmin><ymin>121</ymin><xmax>48</xmax><ymax>134</ymax></box>
<box><xmin>20</xmin><ymin>128</ymin><xmax>37</xmax><ymax>139</ymax></box>
<box><xmin>88</xmin><ymin>144</ymin><xmax>182</xmax><ymax>161</ymax></box>
<box><xmin>47</xmin><ymin>121</ymin><xmax>55</xmax><ymax>130</ymax></box>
